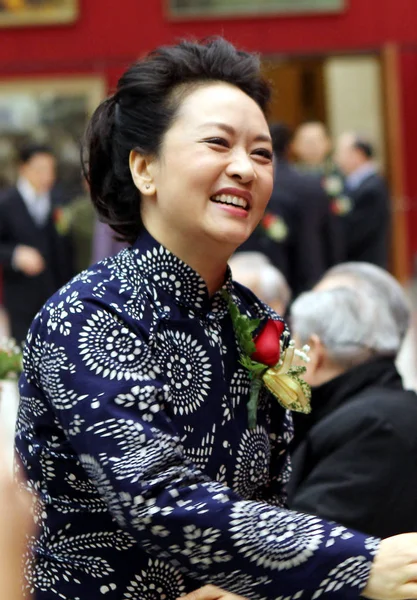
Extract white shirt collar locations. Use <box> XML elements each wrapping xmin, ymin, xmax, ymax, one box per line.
<box><xmin>17</xmin><ymin>176</ymin><xmax>39</xmax><ymax>206</ymax></box>
<box><xmin>345</xmin><ymin>162</ymin><xmax>377</xmax><ymax>191</ymax></box>
<box><xmin>16</xmin><ymin>176</ymin><xmax>51</xmax><ymax>225</ymax></box>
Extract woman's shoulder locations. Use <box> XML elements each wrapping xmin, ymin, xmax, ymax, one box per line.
<box><xmin>27</xmin><ymin>249</ymin><xmax>155</xmax><ymax>349</ymax></box>
<box><xmin>54</xmin><ymin>247</ymin><xmax>145</xmax><ymax>304</ymax></box>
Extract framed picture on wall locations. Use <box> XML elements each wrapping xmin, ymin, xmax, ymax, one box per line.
<box><xmin>167</xmin><ymin>0</ymin><xmax>346</xmax><ymax>18</ymax></box>
<box><xmin>0</xmin><ymin>0</ymin><xmax>78</xmax><ymax>27</ymax></box>
<box><xmin>0</xmin><ymin>75</ymin><xmax>105</xmax><ymax>198</ymax></box>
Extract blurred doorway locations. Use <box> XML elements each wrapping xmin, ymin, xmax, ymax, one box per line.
<box><xmin>262</xmin><ymin>54</ymin><xmax>385</xmax><ymax>166</ymax></box>
<box><xmin>262</xmin><ymin>50</ymin><xmax>408</xmax><ymax>282</ymax></box>
<box><xmin>262</xmin><ymin>57</ymin><xmax>327</xmax><ymax>128</ymax></box>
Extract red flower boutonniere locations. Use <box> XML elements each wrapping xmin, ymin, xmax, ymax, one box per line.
<box><xmin>223</xmin><ymin>292</ymin><xmax>311</xmax><ymax>428</ymax></box>
<box><xmin>53</xmin><ymin>207</ymin><xmax>71</xmax><ymax>236</ymax></box>
<box><xmin>260</xmin><ymin>212</ymin><xmax>288</xmax><ymax>242</ymax></box>
<box><xmin>323</xmin><ymin>174</ymin><xmax>344</xmax><ymax>197</ymax></box>
<box><xmin>331</xmin><ymin>196</ymin><xmax>353</xmax><ymax>216</ymax></box>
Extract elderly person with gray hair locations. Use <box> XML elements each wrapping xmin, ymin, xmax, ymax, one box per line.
<box><xmin>229</xmin><ymin>251</ymin><xmax>291</xmax><ymax>316</ymax></box>
<box><xmin>287</xmin><ymin>262</ymin><xmax>417</xmax><ymax>539</ymax></box>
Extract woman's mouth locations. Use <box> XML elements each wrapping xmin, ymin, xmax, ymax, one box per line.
<box><xmin>210</xmin><ymin>194</ymin><xmax>249</xmax><ymax>211</ymax></box>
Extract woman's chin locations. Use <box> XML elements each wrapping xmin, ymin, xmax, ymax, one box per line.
<box><xmin>209</xmin><ymin>222</ymin><xmax>254</xmax><ymax>248</ymax></box>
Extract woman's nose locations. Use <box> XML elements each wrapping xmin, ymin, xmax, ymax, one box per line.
<box><xmin>225</xmin><ymin>152</ymin><xmax>255</xmax><ymax>183</ymax></box>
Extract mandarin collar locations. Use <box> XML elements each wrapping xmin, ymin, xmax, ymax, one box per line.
<box><xmin>130</xmin><ymin>228</ymin><xmax>234</xmax><ymax>315</ymax></box>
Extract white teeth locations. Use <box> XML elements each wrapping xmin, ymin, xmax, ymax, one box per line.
<box><xmin>211</xmin><ymin>194</ymin><xmax>248</xmax><ymax>209</ymax></box>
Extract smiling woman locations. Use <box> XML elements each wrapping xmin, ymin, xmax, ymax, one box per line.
<box><xmin>129</xmin><ymin>82</ymin><xmax>274</xmax><ymax>284</ymax></box>
<box><xmin>15</xmin><ymin>36</ymin><xmax>417</xmax><ymax>600</ymax></box>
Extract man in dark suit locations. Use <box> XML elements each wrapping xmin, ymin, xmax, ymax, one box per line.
<box><xmin>0</xmin><ymin>143</ymin><xmax>74</xmax><ymax>344</ymax></box>
<box><xmin>335</xmin><ymin>133</ymin><xmax>390</xmax><ymax>268</ymax></box>
<box><xmin>240</xmin><ymin>123</ymin><xmax>344</xmax><ymax>298</ymax></box>
<box><xmin>288</xmin><ymin>263</ymin><xmax>417</xmax><ymax>539</ymax></box>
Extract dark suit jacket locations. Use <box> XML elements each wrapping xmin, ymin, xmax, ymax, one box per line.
<box><xmin>0</xmin><ymin>186</ymin><xmax>74</xmax><ymax>342</ymax></box>
<box><xmin>238</xmin><ymin>185</ymin><xmax>294</xmax><ymax>288</ymax></box>
<box><xmin>240</xmin><ymin>160</ymin><xmax>344</xmax><ymax>297</ymax></box>
<box><xmin>342</xmin><ymin>173</ymin><xmax>391</xmax><ymax>268</ymax></box>
<box><xmin>288</xmin><ymin>357</ymin><xmax>417</xmax><ymax>539</ymax></box>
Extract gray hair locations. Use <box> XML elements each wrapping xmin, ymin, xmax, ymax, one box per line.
<box><xmin>229</xmin><ymin>252</ymin><xmax>291</xmax><ymax>308</ymax></box>
<box><xmin>323</xmin><ymin>262</ymin><xmax>410</xmax><ymax>342</ymax></box>
<box><xmin>291</xmin><ymin>283</ymin><xmax>401</xmax><ymax>369</ymax></box>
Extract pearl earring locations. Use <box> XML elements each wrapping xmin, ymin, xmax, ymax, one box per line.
<box><xmin>145</xmin><ymin>184</ymin><xmax>150</xmax><ymax>189</ymax></box>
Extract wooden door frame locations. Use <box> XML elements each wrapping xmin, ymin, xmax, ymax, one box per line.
<box><xmin>381</xmin><ymin>43</ymin><xmax>409</xmax><ymax>283</ymax></box>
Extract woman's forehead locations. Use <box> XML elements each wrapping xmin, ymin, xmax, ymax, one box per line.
<box><xmin>172</xmin><ymin>82</ymin><xmax>270</xmax><ymax>138</ymax></box>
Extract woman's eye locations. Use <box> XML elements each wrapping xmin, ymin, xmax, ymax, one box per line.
<box><xmin>204</xmin><ymin>137</ymin><xmax>230</xmax><ymax>148</ymax></box>
<box><xmin>252</xmin><ymin>149</ymin><xmax>273</xmax><ymax>161</ymax></box>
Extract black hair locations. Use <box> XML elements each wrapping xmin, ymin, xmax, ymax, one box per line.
<box><xmin>353</xmin><ymin>136</ymin><xmax>374</xmax><ymax>159</ymax></box>
<box><xmin>82</xmin><ymin>37</ymin><xmax>271</xmax><ymax>244</ymax></box>
<box><xmin>18</xmin><ymin>142</ymin><xmax>54</xmax><ymax>164</ymax></box>
<box><xmin>269</xmin><ymin>122</ymin><xmax>293</xmax><ymax>159</ymax></box>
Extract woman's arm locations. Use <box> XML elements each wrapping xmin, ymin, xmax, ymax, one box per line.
<box><xmin>0</xmin><ymin>456</ymin><xmax>33</xmax><ymax>600</ymax></box>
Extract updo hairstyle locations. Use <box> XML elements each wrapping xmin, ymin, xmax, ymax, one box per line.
<box><xmin>82</xmin><ymin>37</ymin><xmax>271</xmax><ymax>244</ymax></box>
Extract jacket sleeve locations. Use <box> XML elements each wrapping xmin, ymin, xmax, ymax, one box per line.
<box><xmin>292</xmin><ymin>196</ymin><xmax>326</xmax><ymax>294</ymax></box>
<box><xmin>289</xmin><ymin>410</ymin><xmax>406</xmax><ymax>537</ymax></box>
<box><xmin>0</xmin><ymin>199</ymin><xmax>18</xmax><ymax>267</ymax></box>
<box><xmin>344</xmin><ymin>186</ymin><xmax>389</xmax><ymax>250</ymax></box>
<box><xmin>321</xmin><ymin>195</ymin><xmax>346</xmax><ymax>267</ymax></box>
<box><xmin>22</xmin><ymin>294</ymin><xmax>380</xmax><ymax>600</ymax></box>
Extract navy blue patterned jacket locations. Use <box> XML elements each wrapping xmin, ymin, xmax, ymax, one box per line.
<box><xmin>16</xmin><ymin>229</ymin><xmax>379</xmax><ymax>600</ymax></box>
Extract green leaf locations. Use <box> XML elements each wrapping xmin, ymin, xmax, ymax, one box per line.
<box><xmin>247</xmin><ymin>379</ymin><xmax>263</xmax><ymax>428</ymax></box>
<box><xmin>239</xmin><ymin>356</ymin><xmax>268</xmax><ymax>378</ymax></box>
<box><xmin>246</xmin><ymin>320</ymin><xmax>260</xmax><ymax>335</ymax></box>
<box><xmin>223</xmin><ymin>290</ymin><xmax>269</xmax><ymax>427</ymax></box>
<box><xmin>233</xmin><ymin>314</ymin><xmax>260</xmax><ymax>356</ymax></box>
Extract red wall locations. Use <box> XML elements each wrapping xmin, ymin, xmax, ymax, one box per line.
<box><xmin>1</xmin><ymin>0</ymin><xmax>417</xmax><ymax>264</ymax></box>
<box><xmin>1</xmin><ymin>0</ymin><xmax>416</xmax><ymax>80</ymax></box>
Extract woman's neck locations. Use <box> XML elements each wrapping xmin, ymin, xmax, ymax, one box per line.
<box><xmin>143</xmin><ymin>224</ymin><xmax>231</xmax><ymax>296</ymax></box>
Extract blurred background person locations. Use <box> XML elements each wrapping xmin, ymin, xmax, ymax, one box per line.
<box><xmin>0</xmin><ymin>142</ymin><xmax>74</xmax><ymax>344</ymax></box>
<box><xmin>66</xmin><ymin>175</ymin><xmax>128</xmax><ymax>271</ymax></box>
<box><xmin>228</xmin><ymin>251</ymin><xmax>291</xmax><ymax>316</ymax></box>
<box><xmin>334</xmin><ymin>132</ymin><xmax>391</xmax><ymax>268</ymax></box>
<box><xmin>241</xmin><ymin>122</ymin><xmax>344</xmax><ymax>297</ymax></box>
<box><xmin>287</xmin><ymin>262</ymin><xmax>417</xmax><ymax>539</ymax></box>
<box><xmin>91</xmin><ymin>219</ymin><xmax>129</xmax><ymax>264</ymax></box>
<box><xmin>292</xmin><ymin>121</ymin><xmax>347</xmax><ymax>217</ymax></box>
<box><xmin>65</xmin><ymin>175</ymin><xmax>95</xmax><ymax>273</ymax></box>
<box><xmin>292</xmin><ymin>121</ymin><xmax>333</xmax><ymax>175</ymax></box>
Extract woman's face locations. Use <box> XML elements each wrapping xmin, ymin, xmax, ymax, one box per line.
<box><xmin>140</xmin><ymin>82</ymin><xmax>274</xmax><ymax>255</ymax></box>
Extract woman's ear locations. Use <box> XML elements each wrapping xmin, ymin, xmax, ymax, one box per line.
<box><xmin>129</xmin><ymin>150</ymin><xmax>155</xmax><ymax>196</ymax></box>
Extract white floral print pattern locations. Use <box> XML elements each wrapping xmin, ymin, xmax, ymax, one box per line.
<box><xmin>15</xmin><ymin>230</ymin><xmax>379</xmax><ymax>600</ymax></box>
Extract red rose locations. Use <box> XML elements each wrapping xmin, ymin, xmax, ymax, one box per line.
<box><xmin>251</xmin><ymin>319</ymin><xmax>285</xmax><ymax>367</ymax></box>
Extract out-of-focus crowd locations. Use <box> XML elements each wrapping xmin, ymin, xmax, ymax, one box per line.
<box><xmin>236</xmin><ymin>120</ymin><xmax>390</xmax><ymax>308</ymax></box>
